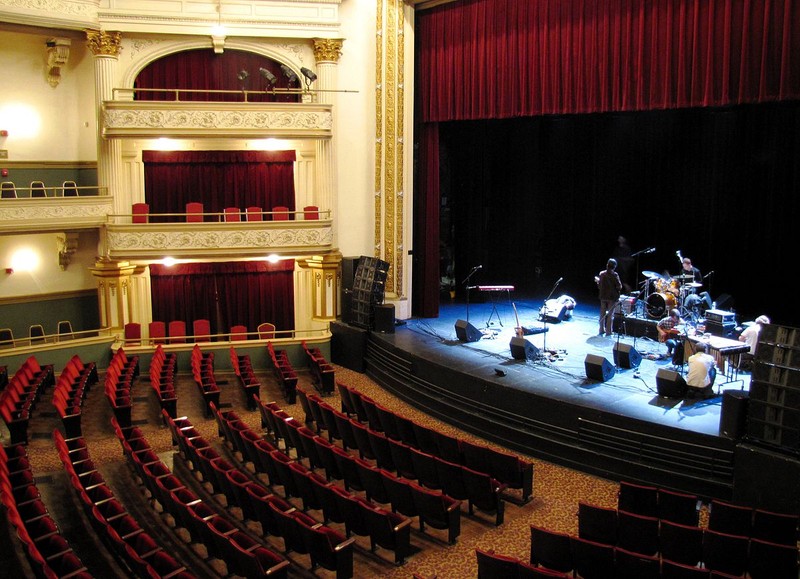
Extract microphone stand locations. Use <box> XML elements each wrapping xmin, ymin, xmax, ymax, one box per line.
<box><xmin>461</xmin><ymin>266</ymin><xmax>481</xmax><ymax>324</ymax></box>
<box><xmin>539</xmin><ymin>276</ymin><xmax>563</xmax><ymax>356</ymax></box>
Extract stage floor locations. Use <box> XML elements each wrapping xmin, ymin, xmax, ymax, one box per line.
<box><xmin>385</xmin><ymin>295</ymin><xmax>751</xmax><ymax>439</ymax></box>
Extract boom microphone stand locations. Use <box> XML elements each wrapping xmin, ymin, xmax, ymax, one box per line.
<box><xmin>461</xmin><ymin>265</ymin><xmax>482</xmax><ymax>324</ymax></box>
<box><xmin>539</xmin><ymin>276</ymin><xmax>563</xmax><ymax>356</ymax></box>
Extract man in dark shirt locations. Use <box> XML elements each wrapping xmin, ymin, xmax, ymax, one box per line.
<box><xmin>596</xmin><ymin>258</ymin><xmax>622</xmax><ymax>336</ymax></box>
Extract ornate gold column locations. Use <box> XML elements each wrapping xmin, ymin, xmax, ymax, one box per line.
<box><xmin>312</xmin><ymin>38</ymin><xmax>344</xmax><ymax>248</ymax></box>
<box><xmin>89</xmin><ymin>258</ymin><xmax>137</xmax><ymax>331</ymax></box>
<box><xmin>299</xmin><ymin>252</ymin><xmax>343</xmax><ymax>320</ymax></box>
<box><xmin>375</xmin><ymin>1</ymin><xmax>411</xmax><ymax>308</ymax></box>
<box><xmin>86</xmin><ymin>30</ymin><xmax>126</xmax><ymax>215</ymax></box>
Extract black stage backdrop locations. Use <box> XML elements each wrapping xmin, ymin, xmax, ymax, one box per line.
<box><xmin>439</xmin><ymin>101</ymin><xmax>800</xmax><ymax>326</ymax></box>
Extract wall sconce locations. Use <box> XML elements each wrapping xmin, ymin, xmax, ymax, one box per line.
<box><xmin>56</xmin><ymin>232</ymin><xmax>78</xmax><ymax>270</ymax></box>
<box><xmin>46</xmin><ymin>37</ymin><xmax>72</xmax><ymax>88</ymax></box>
<box><xmin>300</xmin><ymin>67</ymin><xmax>318</xmax><ymax>91</ymax></box>
<box><xmin>259</xmin><ymin>68</ymin><xmax>277</xmax><ymax>90</ymax></box>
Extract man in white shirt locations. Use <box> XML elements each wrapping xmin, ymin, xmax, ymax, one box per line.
<box><xmin>686</xmin><ymin>343</ymin><xmax>717</xmax><ymax>398</ymax></box>
<box><xmin>738</xmin><ymin>315</ymin><xmax>770</xmax><ymax>371</ymax></box>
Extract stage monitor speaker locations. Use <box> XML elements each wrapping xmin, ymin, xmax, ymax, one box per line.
<box><xmin>584</xmin><ymin>354</ymin><xmax>615</xmax><ymax>382</ymax></box>
<box><xmin>613</xmin><ymin>342</ymin><xmax>642</xmax><ymax>369</ymax></box>
<box><xmin>720</xmin><ymin>390</ymin><xmax>749</xmax><ymax>440</ymax></box>
<box><xmin>373</xmin><ymin>304</ymin><xmax>395</xmax><ymax>333</ymax></box>
<box><xmin>656</xmin><ymin>369</ymin><xmax>687</xmax><ymax>398</ymax></box>
<box><xmin>455</xmin><ymin>320</ymin><xmax>482</xmax><ymax>342</ymax></box>
<box><xmin>510</xmin><ymin>337</ymin><xmax>539</xmax><ymax>361</ymax></box>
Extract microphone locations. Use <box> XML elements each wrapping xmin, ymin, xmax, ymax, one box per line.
<box><xmin>675</xmin><ymin>251</ymin><xmax>681</xmax><ymax>256</ymax></box>
<box><xmin>556</xmin><ymin>277</ymin><xmax>563</xmax><ymax>284</ymax></box>
<box><xmin>646</xmin><ymin>247</ymin><xmax>656</xmax><ymax>254</ymax></box>
<box><xmin>475</xmin><ymin>264</ymin><xmax>483</xmax><ymax>270</ymax></box>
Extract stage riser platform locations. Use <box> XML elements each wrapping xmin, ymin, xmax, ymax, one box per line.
<box><xmin>365</xmin><ymin>334</ymin><xmax>736</xmax><ymax>499</ymax></box>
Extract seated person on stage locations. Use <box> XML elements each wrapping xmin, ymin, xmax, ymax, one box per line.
<box><xmin>738</xmin><ymin>314</ymin><xmax>770</xmax><ymax>370</ymax></box>
<box><xmin>686</xmin><ymin>343</ymin><xmax>717</xmax><ymax>398</ymax></box>
<box><xmin>657</xmin><ymin>308</ymin><xmax>684</xmax><ymax>362</ymax></box>
<box><xmin>676</xmin><ymin>256</ymin><xmax>702</xmax><ymax>284</ymax></box>
<box><xmin>676</xmin><ymin>256</ymin><xmax>712</xmax><ymax>316</ymax></box>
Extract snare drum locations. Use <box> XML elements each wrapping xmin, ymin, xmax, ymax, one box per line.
<box><xmin>647</xmin><ymin>292</ymin><xmax>677</xmax><ymax>319</ymax></box>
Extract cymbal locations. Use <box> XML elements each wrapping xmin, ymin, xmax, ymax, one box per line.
<box><xmin>687</xmin><ymin>282</ymin><xmax>702</xmax><ymax>288</ymax></box>
<box><xmin>673</xmin><ymin>274</ymin><xmax>695</xmax><ymax>280</ymax></box>
<box><xmin>642</xmin><ymin>270</ymin><xmax>662</xmax><ymax>279</ymax></box>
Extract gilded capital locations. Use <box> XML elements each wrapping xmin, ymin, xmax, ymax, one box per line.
<box><xmin>85</xmin><ymin>30</ymin><xmax>123</xmax><ymax>57</ymax></box>
<box><xmin>313</xmin><ymin>38</ymin><xmax>344</xmax><ymax>64</ymax></box>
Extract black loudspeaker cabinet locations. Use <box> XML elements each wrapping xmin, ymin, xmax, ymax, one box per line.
<box><xmin>510</xmin><ymin>337</ymin><xmax>540</xmax><ymax>361</ymax></box>
<box><xmin>613</xmin><ymin>314</ymin><xmax>659</xmax><ymax>340</ymax></box>
<box><xmin>584</xmin><ymin>354</ymin><xmax>615</xmax><ymax>382</ymax></box>
<box><xmin>330</xmin><ymin>321</ymin><xmax>368</xmax><ymax>372</ymax></box>
<box><xmin>720</xmin><ymin>390</ymin><xmax>750</xmax><ymax>439</ymax></box>
<box><xmin>455</xmin><ymin>320</ymin><xmax>482</xmax><ymax>342</ymax></box>
<box><xmin>373</xmin><ymin>304</ymin><xmax>395</xmax><ymax>333</ymax></box>
<box><xmin>656</xmin><ymin>369</ymin><xmax>687</xmax><ymax>398</ymax></box>
<box><xmin>340</xmin><ymin>290</ymin><xmax>353</xmax><ymax>324</ymax></box>
<box><xmin>733</xmin><ymin>443</ymin><xmax>800</xmax><ymax>514</ymax></box>
<box><xmin>612</xmin><ymin>342</ymin><xmax>642</xmax><ymax>369</ymax></box>
<box><xmin>340</xmin><ymin>256</ymin><xmax>360</xmax><ymax>290</ymax></box>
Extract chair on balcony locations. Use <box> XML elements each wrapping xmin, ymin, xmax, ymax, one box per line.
<box><xmin>168</xmin><ymin>321</ymin><xmax>187</xmax><ymax>344</ymax></box>
<box><xmin>272</xmin><ymin>206</ymin><xmax>290</xmax><ymax>220</ymax></box>
<box><xmin>258</xmin><ymin>322</ymin><xmax>276</xmax><ymax>340</ymax></box>
<box><xmin>193</xmin><ymin>319</ymin><xmax>211</xmax><ymax>342</ymax></box>
<box><xmin>0</xmin><ymin>328</ymin><xmax>15</xmax><ymax>348</ymax></box>
<box><xmin>186</xmin><ymin>202</ymin><xmax>204</xmax><ymax>222</ymax></box>
<box><xmin>29</xmin><ymin>324</ymin><xmax>46</xmax><ymax>344</ymax></box>
<box><xmin>303</xmin><ymin>205</ymin><xmax>320</xmax><ymax>220</ymax></box>
<box><xmin>57</xmin><ymin>320</ymin><xmax>74</xmax><ymax>341</ymax></box>
<box><xmin>148</xmin><ymin>321</ymin><xmax>166</xmax><ymax>345</ymax></box>
<box><xmin>30</xmin><ymin>181</ymin><xmax>47</xmax><ymax>198</ymax></box>
<box><xmin>1</xmin><ymin>182</ymin><xmax>17</xmax><ymax>199</ymax></box>
<box><xmin>246</xmin><ymin>206</ymin><xmax>263</xmax><ymax>221</ymax></box>
<box><xmin>62</xmin><ymin>180</ymin><xmax>79</xmax><ymax>196</ymax></box>
<box><xmin>132</xmin><ymin>203</ymin><xmax>149</xmax><ymax>224</ymax></box>
<box><xmin>124</xmin><ymin>322</ymin><xmax>141</xmax><ymax>345</ymax></box>
<box><xmin>230</xmin><ymin>325</ymin><xmax>248</xmax><ymax>341</ymax></box>
<box><xmin>224</xmin><ymin>207</ymin><xmax>241</xmax><ymax>222</ymax></box>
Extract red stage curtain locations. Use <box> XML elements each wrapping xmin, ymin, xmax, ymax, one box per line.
<box><xmin>149</xmin><ymin>261</ymin><xmax>295</xmax><ymax>335</ymax></box>
<box><xmin>133</xmin><ymin>48</ymin><xmax>300</xmax><ymax>102</ymax></box>
<box><xmin>417</xmin><ymin>0</ymin><xmax>800</xmax><ymax>122</ymax></box>
<box><xmin>143</xmin><ymin>150</ymin><xmax>296</xmax><ymax>218</ymax></box>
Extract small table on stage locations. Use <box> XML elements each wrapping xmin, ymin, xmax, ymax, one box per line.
<box><xmin>477</xmin><ymin>285</ymin><xmax>514</xmax><ymax>327</ymax></box>
<box><xmin>684</xmin><ymin>334</ymin><xmax>750</xmax><ymax>386</ymax></box>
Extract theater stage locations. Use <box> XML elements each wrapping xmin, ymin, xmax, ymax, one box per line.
<box><xmin>347</xmin><ymin>295</ymin><xmax>756</xmax><ymax>499</ymax></box>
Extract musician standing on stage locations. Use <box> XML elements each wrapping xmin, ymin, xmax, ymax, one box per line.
<box><xmin>657</xmin><ymin>308</ymin><xmax>684</xmax><ymax>361</ymax></box>
<box><xmin>596</xmin><ymin>258</ymin><xmax>622</xmax><ymax>336</ymax></box>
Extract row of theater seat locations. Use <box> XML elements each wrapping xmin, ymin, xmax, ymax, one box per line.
<box><xmin>125</xmin><ymin>320</ymin><xmax>276</xmax><ymax>345</ymax></box>
<box><xmin>302</xmin><ymin>341</ymin><xmax>335</xmax><ymax>395</ymax></box>
<box><xmin>526</xmin><ymin>513</ymin><xmax>800</xmax><ymax>578</ymax></box>
<box><xmin>149</xmin><ymin>345</ymin><xmax>178</xmax><ymax>418</ymax></box>
<box><xmin>53</xmin><ymin>429</ymin><xmax>194</xmax><ymax>579</ymax></box>
<box><xmin>1</xmin><ymin>442</ymin><xmax>91</xmax><ymax>578</ymax></box>
<box><xmin>190</xmin><ymin>345</ymin><xmax>220</xmax><ymax>417</ymax></box>
<box><xmin>52</xmin><ymin>355</ymin><xmax>97</xmax><ymax>439</ymax></box>
<box><xmin>229</xmin><ymin>345</ymin><xmax>261</xmax><ymax>409</ymax></box>
<box><xmin>335</xmin><ymin>382</ymin><xmax>534</xmax><ymax>504</ymax></box>
<box><xmin>267</xmin><ymin>342</ymin><xmax>298</xmax><ymax>403</ymax></box>
<box><xmin>294</xmin><ymin>386</ymin><xmax>506</xmax><ymax>526</ymax></box>
<box><xmin>0</xmin><ymin>355</ymin><xmax>54</xmax><ymax>445</ymax></box>
<box><xmin>213</xmin><ymin>401</ymin><xmax>413</xmax><ymax>565</ymax></box>
<box><xmin>131</xmin><ymin>202</ymin><xmax>320</xmax><ymax>223</ymax></box>
<box><xmin>1</xmin><ymin>180</ymin><xmax>80</xmax><ymax>199</ymax></box>
<box><xmin>253</xmin><ymin>395</ymin><xmax>464</xmax><ymax>546</ymax></box>
<box><xmin>104</xmin><ymin>348</ymin><xmax>140</xmax><ymax>428</ymax></box>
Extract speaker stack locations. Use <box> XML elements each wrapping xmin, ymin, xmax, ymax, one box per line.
<box><xmin>348</xmin><ymin>256</ymin><xmax>390</xmax><ymax>331</ymax></box>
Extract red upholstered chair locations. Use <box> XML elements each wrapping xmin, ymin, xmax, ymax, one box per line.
<box><xmin>148</xmin><ymin>321</ymin><xmax>166</xmax><ymax>345</ymax></box>
<box><xmin>223</xmin><ymin>207</ymin><xmax>241</xmax><ymax>222</ymax></box>
<box><xmin>168</xmin><ymin>320</ymin><xmax>187</xmax><ymax>344</ymax></box>
<box><xmin>230</xmin><ymin>325</ymin><xmax>248</xmax><ymax>341</ymax></box>
<box><xmin>272</xmin><ymin>205</ymin><xmax>290</xmax><ymax>220</ymax></box>
<box><xmin>132</xmin><ymin>202</ymin><xmax>149</xmax><ymax>223</ymax></box>
<box><xmin>124</xmin><ymin>322</ymin><xmax>141</xmax><ymax>345</ymax></box>
<box><xmin>303</xmin><ymin>205</ymin><xmax>319</xmax><ymax>220</ymax></box>
<box><xmin>193</xmin><ymin>319</ymin><xmax>211</xmax><ymax>342</ymax></box>
<box><xmin>257</xmin><ymin>322</ymin><xmax>276</xmax><ymax>339</ymax></box>
<box><xmin>185</xmin><ymin>202</ymin><xmax>204</xmax><ymax>222</ymax></box>
<box><xmin>246</xmin><ymin>206</ymin><xmax>263</xmax><ymax>221</ymax></box>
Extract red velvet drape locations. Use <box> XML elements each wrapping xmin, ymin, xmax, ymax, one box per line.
<box><xmin>417</xmin><ymin>0</ymin><xmax>800</xmax><ymax>122</ymax></box>
<box><xmin>149</xmin><ymin>261</ymin><xmax>295</xmax><ymax>336</ymax></box>
<box><xmin>143</xmin><ymin>150</ymin><xmax>296</xmax><ymax>218</ymax></box>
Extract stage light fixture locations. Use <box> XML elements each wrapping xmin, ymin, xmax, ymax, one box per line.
<box><xmin>280</xmin><ymin>64</ymin><xmax>298</xmax><ymax>85</ymax></box>
<box><xmin>259</xmin><ymin>67</ymin><xmax>277</xmax><ymax>89</ymax></box>
<box><xmin>300</xmin><ymin>66</ymin><xmax>317</xmax><ymax>90</ymax></box>
<box><xmin>237</xmin><ymin>69</ymin><xmax>249</xmax><ymax>91</ymax></box>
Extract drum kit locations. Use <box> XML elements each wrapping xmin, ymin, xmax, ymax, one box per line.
<box><xmin>639</xmin><ymin>270</ymin><xmax>702</xmax><ymax>320</ymax></box>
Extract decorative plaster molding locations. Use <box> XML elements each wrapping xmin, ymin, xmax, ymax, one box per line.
<box><xmin>86</xmin><ymin>29</ymin><xmax>123</xmax><ymax>57</ymax></box>
<box><xmin>0</xmin><ymin>200</ymin><xmax>113</xmax><ymax>223</ymax></box>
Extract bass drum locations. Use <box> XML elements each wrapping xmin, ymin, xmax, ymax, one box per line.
<box><xmin>647</xmin><ymin>292</ymin><xmax>676</xmax><ymax>319</ymax></box>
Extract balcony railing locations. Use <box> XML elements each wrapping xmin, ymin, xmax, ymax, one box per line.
<box><xmin>0</xmin><ymin>189</ymin><xmax>113</xmax><ymax>233</ymax></box>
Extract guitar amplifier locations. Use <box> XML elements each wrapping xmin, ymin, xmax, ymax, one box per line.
<box><xmin>706</xmin><ymin>320</ymin><xmax>736</xmax><ymax>338</ymax></box>
<box><xmin>705</xmin><ymin>309</ymin><xmax>736</xmax><ymax>324</ymax></box>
